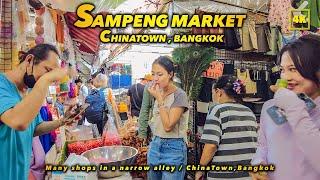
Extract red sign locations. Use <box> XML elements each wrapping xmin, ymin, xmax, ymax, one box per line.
<box><xmin>203</xmin><ymin>61</ymin><xmax>224</xmax><ymax>79</ymax></box>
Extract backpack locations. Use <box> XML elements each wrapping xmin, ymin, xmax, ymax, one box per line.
<box><xmin>84</xmin><ymin>89</ymin><xmax>108</xmax><ymax>124</ymax></box>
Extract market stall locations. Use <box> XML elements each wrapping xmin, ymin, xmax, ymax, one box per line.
<box><xmin>1</xmin><ymin>0</ymin><xmax>320</xmax><ymax>179</ymax></box>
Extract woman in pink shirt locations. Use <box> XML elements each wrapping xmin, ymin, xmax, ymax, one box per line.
<box><xmin>251</xmin><ymin>34</ymin><xmax>320</xmax><ymax>180</ymax></box>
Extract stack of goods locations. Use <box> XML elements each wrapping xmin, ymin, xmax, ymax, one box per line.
<box><xmin>118</xmin><ymin>117</ymin><xmax>137</xmax><ymax>136</ymax></box>
<box><xmin>121</xmin><ymin>135</ymin><xmax>148</xmax><ymax>179</ymax></box>
<box><xmin>131</xmin><ymin>147</ymin><xmax>148</xmax><ymax>179</ymax></box>
<box><xmin>67</xmin><ymin>139</ymin><xmax>103</xmax><ymax>155</ymax></box>
<box><xmin>120</xmin><ymin>118</ymin><xmax>148</xmax><ymax>179</ymax></box>
<box><xmin>102</xmin><ymin>132</ymin><xmax>122</xmax><ymax>146</ymax></box>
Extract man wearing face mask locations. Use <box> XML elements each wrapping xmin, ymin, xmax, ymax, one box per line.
<box><xmin>0</xmin><ymin>44</ymin><xmax>79</xmax><ymax>180</ymax></box>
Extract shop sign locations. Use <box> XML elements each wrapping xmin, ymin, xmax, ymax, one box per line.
<box><xmin>203</xmin><ymin>61</ymin><xmax>224</xmax><ymax>79</ymax></box>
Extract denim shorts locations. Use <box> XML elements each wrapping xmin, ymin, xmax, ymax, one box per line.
<box><xmin>147</xmin><ymin>136</ymin><xmax>187</xmax><ymax>180</ymax></box>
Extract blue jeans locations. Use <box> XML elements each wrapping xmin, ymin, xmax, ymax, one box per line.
<box><xmin>147</xmin><ymin>136</ymin><xmax>187</xmax><ymax>180</ymax></box>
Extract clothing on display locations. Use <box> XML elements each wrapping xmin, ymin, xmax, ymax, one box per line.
<box><xmin>250</xmin><ymin>70</ymin><xmax>272</xmax><ymax>101</ymax></box>
<box><xmin>196</xmin><ymin>101</ymin><xmax>210</xmax><ymax>127</ymax></box>
<box><xmin>255</xmin><ymin>23</ymin><xmax>271</xmax><ymax>53</ymax></box>
<box><xmin>196</xmin><ymin>78</ymin><xmax>215</xmax><ymax>127</ymax></box>
<box><xmin>237</xmin><ymin>69</ymin><xmax>257</xmax><ymax>94</ymax></box>
<box><xmin>48</xmin><ymin>9</ymin><xmax>64</xmax><ymax>44</ymax></box>
<box><xmin>267</xmin><ymin>26</ymin><xmax>281</xmax><ymax>56</ymax></box>
<box><xmin>238</xmin><ymin>12</ymin><xmax>273</xmax><ymax>53</ymax></box>
<box><xmin>42</xmin><ymin>8</ymin><xmax>57</xmax><ymax>45</ymax></box>
<box><xmin>268</xmin><ymin>0</ymin><xmax>292</xmax><ymax>34</ymax></box>
<box><xmin>248</xmin><ymin>20</ymin><xmax>259</xmax><ymax>50</ymax></box>
<box><xmin>192</xmin><ymin>9</ymin><xmax>242</xmax><ymax>50</ymax></box>
<box><xmin>238</xmin><ymin>22</ymin><xmax>255</xmax><ymax>51</ymax></box>
<box><xmin>78</xmin><ymin>84</ymin><xmax>89</xmax><ymax>106</ymax></box>
<box><xmin>260</xmin><ymin>71</ymin><xmax>272</xmax><ymax>100</ymax></box>
<box><xmin>222</xmin><ymin>63</ymin><xmax>235</xmax><ymax>75</ymax></box>
<box><xmin>221</xmin><ymin>28</ymin><xmax>242</xmax><ymax>50</ymax></box>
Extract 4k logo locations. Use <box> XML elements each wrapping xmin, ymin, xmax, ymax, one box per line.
<box><xmin>290</xmin><ymin>9</ymin><xmax>310</xmax><ymax>30</ymax></box>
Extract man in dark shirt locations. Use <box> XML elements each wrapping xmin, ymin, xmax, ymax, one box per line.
<box><xmin>127</xmin><ymin>74</ymin><xmax>152</xmax><ymax>118</ymax></box>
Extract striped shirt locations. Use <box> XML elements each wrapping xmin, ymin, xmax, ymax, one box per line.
<box><xmin>200</xmin><ymin>103</ymin><xmax>258</xmax><ymax>179</ymax></box>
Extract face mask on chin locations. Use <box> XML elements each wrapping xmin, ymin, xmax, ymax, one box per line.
<box><xmin>23</xmin><ymin>63</ymin><xmax>36</xmax><ymax>88</ymax></box>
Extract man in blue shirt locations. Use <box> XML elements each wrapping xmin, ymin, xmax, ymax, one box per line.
<box><xmin>0</xmin><ymin>44</ymin><xmax>78</xmax><ymax>180</ymax></box>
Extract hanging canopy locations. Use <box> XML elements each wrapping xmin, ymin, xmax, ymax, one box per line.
<box><xmin>64</xmin><ymin>12</ymin><xmax>102</xmax><ymax>55</ymax></box>
<box><xmin>38</xmin><ymin>0</ymin><xmax>126</xmax><ymax>12</ymax></box>
<box><xmin>173</xmin><ymin>0</ymin><xmax>269</xmax><ymax>14</ymax></box>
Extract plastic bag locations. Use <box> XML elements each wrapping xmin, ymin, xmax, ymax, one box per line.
<box><xmin>102</xmin><ymin>114</ymin><xmax>122</xmax><ymax>146</ymax></box>
<box><xmin>63</xmin><ymin>153</ymin><xmax>97</xmax><ymax>178</ymax></box>
<box><xmin>64</xmin><ymin>153</ymin><xmax>90</xmax><ymax>166</ymax></box>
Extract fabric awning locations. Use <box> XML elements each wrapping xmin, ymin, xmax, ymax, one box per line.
<box><xmin>64</xmin><ymin>12</ymin><xmax>101</xmax><ymax>54</ymax></box>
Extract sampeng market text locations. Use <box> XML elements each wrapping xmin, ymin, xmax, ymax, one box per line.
<box><xmin>75</xmin><ymin>4</ymin><xmax>246</xmax><ymax>28</ymax></box>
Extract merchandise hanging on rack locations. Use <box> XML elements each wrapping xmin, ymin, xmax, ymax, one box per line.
<box><xmin>237</xmin><ymin>68</ymin><xmax>257</xmax><ymax>94</ymax></box>
<box><xmin>0</xmin><ymin>0</ymin><xmax>13</xmax><ymax>72</ymax></box>
<box><xmin>42</xmin><ymin>7</ymin><xmax>57</xmax><ymax>45</ymax></box>
<box><xmin>192</xmin><ymin>9</ymin><xmax>242</xmax><ymax>50</ymax></box>
<box><xmin>47</xmin><ymin>8</ymin><xmax>64</xmax><ymax>44</ymax></box>
<box><xmin>268</xmin><ymin>0</ymin><xmax>292</xmax><ymax>34</ymax></box>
